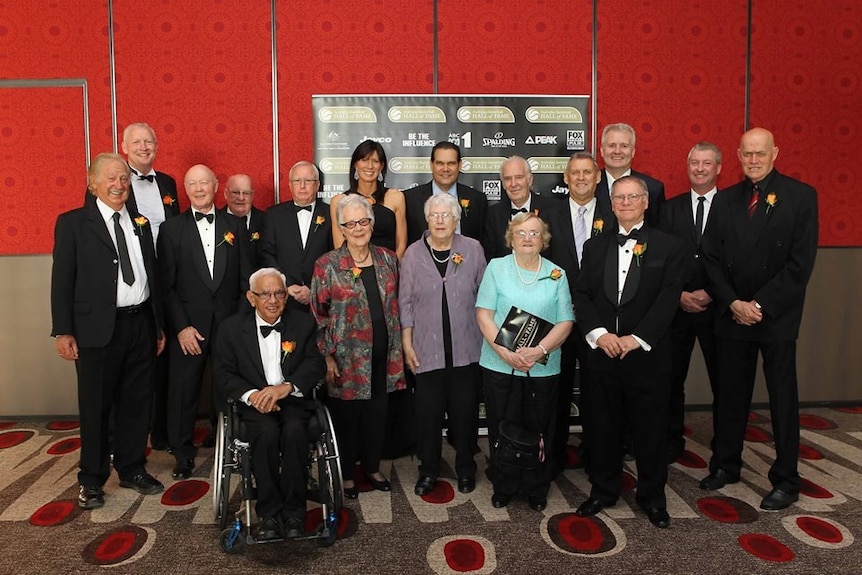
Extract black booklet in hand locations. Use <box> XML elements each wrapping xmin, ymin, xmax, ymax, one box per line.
<box><xmin>494</xmin><ymin>306</ymin><xmax>554</xmax><ymax>365</ymax></box>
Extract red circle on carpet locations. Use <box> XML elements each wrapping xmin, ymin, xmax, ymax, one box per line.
<box><xmin>305</xmin><ymin>506</ymin><xmax>355</xmax><ymax>540</ymax></box>
<box><xmin>565</xmin><ymin>445</ymin><xmax>583</xmax><ymax>468</ymax></box>
<box><xmin>47</xmin><ymin>437</ymin><xmax>81</xmax><ymax>455</ymax></box>
<box><xmin>676</xmin><ymin>450</ymin><xmax>707</xmax><ymax>468</ymax></box>
<box><xmin>799</xmin><ymin>414</ymin><xmax>836</xmax><ymax>430</ymax></box>
<box><xmin>47</xmin><ymin>421</ymin><xmax>80</xmax><ymax>431</ymax></box>
<box><xmin>0</xmin><ymin>421</ymin><xmax>18</xmax><ymax>431</ymax></box>
<box><xmin>84</xmin><ymin>527</ymin><xmax>148</xmax><ymax>566</ymax></box>
<box><xmin>800</xmin><ymin>478</ymin><xmax>832</xmax><ymax>499</ymax></box>
<box><xmin>0</xmin><ymin>430</ymin><xmax>33</xmax><ymax>448</ymax></box>
<box><xmin>444</xmin><ymin>538</ymin><xmax>485</xmax><ymax>571</ymax></box>
<box><xmin>698</xmin><ymin>497</ymin><xmax>740</xmax><ymax>522</ymax></box>
<box><xmin>797</xmin><ymin>516</ymin><xmax>843</xmax><ymax>544</ymax></box>
<box><xmin>833</xmin><ymin>406</ymin><xmax>862</xmax><ymax>414</ymax></box>
<box><xmin>161</xmin><ymin>479</ymin><xmax>209</xmax><ymax>505</ymax></box>
<box><xmin>683</xmin><ymin>424</ymin><xmax>693</xmax><ymax>437</ymax></box>
<box><xmin>748</xmin><ymin>411</ymin><xmax>768</xmax><ymax>424</ymax></box>
<box><xmin>621</xmin><ymin>471</ymin><xmax>637</xmax><ymax>492</ymax></box>
<box><xmin>798</xmin><ymin>444</ymin><xmax>823</xmax><ymax>460</ymax></box>
<box><xmin>557</xmin><ymin>514</ymin><xmax>604</xmax><ymax>552</ymax></box>
<box><xmin>422</xmin><ymin>481</ymin><xmax>455</xmax><ymax>504</ymax></box>
<box><xmin>738</xmin><ymin>533</ymin><xmax>795</xmax><ymax>562</ymax></box>
<box><xmin>745</xmin><ymin>425</ymin><xmax>772</xmax><ymax>442</ymax></box>
<box><xmin>30</xmin><ymin>501</ymin><xmax>77</xmax><ymax>526</ymax></box>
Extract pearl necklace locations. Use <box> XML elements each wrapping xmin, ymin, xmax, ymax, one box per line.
<box><xmin>514</xmin><ymin>255</ymin><xmax>542</xmax><ymax>285</ymax></box>
<box><xmin>430</xmin><ymin>248</ymin><xmax>450</xmax><ymax>264</ymax></box>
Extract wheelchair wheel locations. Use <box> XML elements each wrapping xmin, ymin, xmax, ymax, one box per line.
<box><xmin>314</xmin><ymin>404</ymin><xmax>343</xmax><ymax>547</ymax></box>
<box><xmin>219</xmin><ymin>526</ymin><xmax>246</xmax><ymax>554</ymax></box>
<box><xmin>211</xmin><ymin>411</ymin><xmax>233</xmax><ymax>529</ymax></box>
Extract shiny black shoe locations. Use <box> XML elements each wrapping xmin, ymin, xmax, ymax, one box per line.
<box><xmin>644</xmin><ymin>506</ymin><xmax>670</xmax><ymax>528</ymax></box>
<box><xmin>457</xmin><ymin>476</ymin><xmax>476</xmax><ymax>494</ymax></box>
<box><xmin>367</xmin><ymin>474</ymin><xmax>391</xmax><ymax>492</ymax></box>
<box><xmin>254</xmin><ymin>517</ymin><xmax>283</xmax><ymax>542</ymax></box>
<box><xmin>760</xmin><ymin>488</ymin><xmax>799</xmax><ymax>511</ymax></box>
<box><xmin>491</xmin><ymin>493</ymin><xmax>512</xmax><ymax>508</ymax></box>
<box><xmin>119</xmin><ymin>472</ymin><xmax>164</xmax><ymax>495</ymax></box>
<box><xmin>343</xmin><ymin>485</ymin><xmax>359</xmax><ymax>499</ymax></box>
<box><xmin>78</xmin><ymin>485</ymin><xmax>105</xmax><ymax>509</ymax></box>
<box><xmin>414</xmin><ymin>476</ymin><xmax>436</xmax><ymax>496</ymax></box>
<box><xmin>575</xmin><ymin>497</ymin><xmax>608</xmax><ymax>517</ymax></box>
<box><xmin>172</xmin><ymin>459</ymin><xmax>195</xmax><ymax>480</ymax></box>
<box><xmin>284</xmin><ymin>517</ymin><xmax>305</xmax><ymax>538</ymax></box>
<box><xmin>528</xmin><ymin>496</ymin><xmax>547</xmax><ymax>512</ymax></box>
<box><xmin>699</xmin><ymin>469</ymin><xmax>740</xmax><ymax>491</ymax></box>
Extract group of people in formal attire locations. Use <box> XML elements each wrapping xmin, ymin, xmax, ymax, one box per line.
<box><xmin>51</xmin><ymin>120</ymin><xmax>817</xmax><ymax>538</ymax></box>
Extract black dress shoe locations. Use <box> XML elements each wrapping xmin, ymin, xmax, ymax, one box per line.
<box><xmin>172</xmin><ymin>459</ymin><xmax>195</xmax><ymax>480</ymax></box>
<box><xmin>255</xmin><ymin>517</ymin><xmax>283</xmax><ymax>542</ymax></box>
<box><xmin>760</xmin><ymin>488</ymin><xmax>799</xmax><ymax>511</ymax></box>
<box><xmin>78</xmin><ymin>485</ymin><xmax>105</xmax><ymax>509</ymax></box>
<box><xmin>119</xmin><ymin>472</ymin><xmax>164</xmax><ymax>495</ymax></box>
<box><xmin>575</xmin><ymin>497</ymin><xmax>607</xmax><ymax>517</ymax></box>
<box><xmin>367</xmin><ymin>474</ymin><xmax>391</xmax><ymax>492</ymax></box>
<box><xmin>644</xmin><ymin>506</ymin><xmax>670</xmax><ymax>528</ymax></box>
<box><xmin>491</xmin><ymin>493</ymin><xmax>512</xmax><ymax>508</ymax></box>
<box><xmin>528</xmin><ymin>496</ymin><xmax>547</xmax><ymax>512</ymax></box>
<box><xmin>457</xmin><ymin>476</ymin><xmax>476</xmax><ymax>494</ymax></box>
<box><xmin>699</xmin><ymin>469</ymin><xmax>740</xmax><ymax>491</ymax></box>
<box><xmin>343</xmin><ymin>485</ymin><xmax>358</xmax><ymax>499</ymax></box>
<box><xmin>414</xmin><ymin>476</ymin><xmax>436</xmax><ymax>496</ymax></box>
<box><xmin>284</xmin><ymin>517</ymin><xmax>305</xmax><ymax>538</ymax></box>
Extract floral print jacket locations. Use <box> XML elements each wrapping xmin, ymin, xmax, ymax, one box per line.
<box><xmin>310</xmin><ymin>244</ymin><xmax>405</xmax><ymax>400</ymax></box>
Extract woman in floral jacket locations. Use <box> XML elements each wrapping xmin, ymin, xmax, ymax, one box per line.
<box><xmin>310</xmin><ymin>194</ymin><xmax>405</xmax><ymax>499</ymax></box>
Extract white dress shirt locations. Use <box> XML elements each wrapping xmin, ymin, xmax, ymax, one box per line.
<box><xmin>691</xmin><ymin>188</ymin><xmax>717</xmax><ymax>235</ymax></box>
<box><xmin>193</xmin><ymin>208</ymin><xmax>217</xmax><ymax>278</ymax></box>
<box><xmin>296</xmin><ymin>201</ymin><xmax>315</xmax><ymax>248</ymax></box>
<box><xmin>95</xmin><ymin>198</ymin><xmax>149</xmax><ymax>307</ymax></box>
<box><xmin>130</xmin><ymin>167</ymin><xmax>166</xmax><ymax>246</ymax></box>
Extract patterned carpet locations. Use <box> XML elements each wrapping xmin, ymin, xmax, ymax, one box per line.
<box><xmin>1</xmin><ymin>406</ymin><xmax>861</xmax><ymax>575</ymax></box>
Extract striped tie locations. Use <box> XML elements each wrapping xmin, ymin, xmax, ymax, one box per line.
<box><xmin>747</xmin><ymin>184</ymin><xmax>760</xmax><ymax>219</ymax></box>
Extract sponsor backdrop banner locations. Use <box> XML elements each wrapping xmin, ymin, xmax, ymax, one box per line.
<box><xmin>312</xmin><ymin>94</ymin><xmax>590</xmax><ymax>202</ymax></box>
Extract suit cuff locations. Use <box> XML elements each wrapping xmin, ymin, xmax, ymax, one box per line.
<box><xmin>585</xmin><ymin>327</ymin><xmax>608</xmax><ymax>349</ymax></box>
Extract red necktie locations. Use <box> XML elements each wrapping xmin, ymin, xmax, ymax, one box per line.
<box><xmin>747</xmin><ymin>184</ymin><xmax>760</xmax><ymax>219</ymax></box>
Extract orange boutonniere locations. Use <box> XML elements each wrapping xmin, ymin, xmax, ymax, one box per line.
<box><xmin>765</xmin><ymin>192</ymin><xmax>778</xmax><ymax>213</ymax></box>
<box><xmin>452</xmin><ymin>253</ymin><xmax>464</xmax><ymax>266</ymax></box>
<box><xmin>250</xmin><ymin>231</ymin><xmax>260</xmax><ymax>242</ymax></box>
<box><xmin>350</xmin><ymin>266</ymin><xmax>362</xmax><ymax>281</ymax></box>
<box><xmin>459</xmin><ymin>198</ymin><xmax>470</xmax><ymax>215</ymax></box>
<box><xmin>281</xmin><ymin>340</ymin><xmax>296</xmax><ymax>363</ymax></box>
<box><xmin>163</xmin><ymin>195</ymin><xmax>175</xmax><ymax>206</ymax></box>
<box><xmin>592</xmin><ymin>218</ymin><xmax>604</xmax><ymax>236</ymax></box>
<box><xmin>314</xmin><ymin>215</ymin><xmax>325</xmax><ymax>232</ymax></box>
<box><xmin>133</xmin><ymin>216</ymin><xmax>148</xmax><ymax>236</ymax></box>
<box><xmin>540</xmin><ymin>267</ymin><xmax>563</xmax><ymax>281</ymax></box>
<box><xmin>632</xmin><ymin>243</ymin><xmax>647</xmax><ymax>266</ymax></box>
<box><xmin>217</xmin><ymin>231</ymin><xmax>235</xmax><ymax>247</ymax></box>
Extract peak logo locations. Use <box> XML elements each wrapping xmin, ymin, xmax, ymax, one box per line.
<box><xmin>482</xmin><ymin>131</ymin><xmax>516</xmax><ymax>148</ymax></box>
<box><xmin>525</xmin><ymin>135</ymin><xmax>558</xmax><ymax>145</ymax></box>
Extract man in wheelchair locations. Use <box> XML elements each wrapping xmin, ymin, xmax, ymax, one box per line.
<box><xmin>214</xmin><ymin>267</ymin><xmax>325</xmax><ymax>541</ymax></box>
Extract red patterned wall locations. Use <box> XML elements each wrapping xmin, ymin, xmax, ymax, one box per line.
<box><xmin>1</xmin><ymin>0</ymin><xmax>860</xmax><ymax>254</ymax></box>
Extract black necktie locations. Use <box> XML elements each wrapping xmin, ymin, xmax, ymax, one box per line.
<box><xmin>195</xmin><ymin>211</ymin><xmax>214</xmax><ymax>224</ymax></box>
<box><xmin>295</xmin><ymin>204</ymin><xmax>313</xmax><ymax>212</ymax></box>
<box><xmin>695</xmin><ymin>196</ymin><xmax>706</xmax><ymax>243</ymax></box>
<box><xmin>136</xmin><ymin>174</ymin><xmax>155</xmax><ymax>183</ymax></box>
<box><xmin>260</xmin><ymin>323</ymin><xmax>284</xmax><ymax>338</ymax></box>
<box><xmin>510</xmin><ymin>207</ymin><xmax>527</xmax><ymax>217</ymax></box>
<box><xmin>113</xmin><ymin>212</ymin><xmax>135</xmax><ymax>286</ymax></box>
<box><xmin>616</xmin><ymin>228</ymin><xmax>641</xmax><ymax>246</ymax></box>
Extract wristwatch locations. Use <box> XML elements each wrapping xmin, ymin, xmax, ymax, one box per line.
<box><xmin>537</xmin><ymin>343</ymin><xmax>549</xmax><ymax>358</ymax></box>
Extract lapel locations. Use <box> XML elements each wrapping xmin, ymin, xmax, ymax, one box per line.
<box><xmin>620</xmin><ymin>228</ymin><xmax>647</xmax><ymax>306</ymax></box>
<box><xmin>681</xmin><ymin>195</ymin><xmax>700</xmax><ymax>247</ymax></box>
<box><xmin>279</xmin><ymin>311</ymin><xmax>303</xmax><ymax>380</ymax></box>
<box><xmin>212</xmin><ymin>209</ymin><xmax>230</xmax><ymax>288</ymax></box>
<box><xmin>602</xmin><ymin>234</ymin><xmax>618</xmax><ymax>306</ymax></box>
<box><xmin>558</xmin><ymin>201</ymin><xmax>579</xmax><ymax>268</ymax></box>
<box><xmin>85</xmin><ymin>201</ymin><xmax>117</xmax><ymax>255</ymax></box>
<box><xmin>306</xmin><ymin>202</ymin><xmax>329</xmax><ymax>252</ymax></box>
<box><xmin>242</xmin><ymin>313</ymin><xmax>267</xmax><ymax>384</ymax></box>
<box><xmin>184</xmin><ymin>211</ymin><xmax>214</xmax><ymax>289</ymax></box>
<box><xmin>283</xmin><ymin>202</ymin><xmax>304</xmax><ymax>251</ymax></box>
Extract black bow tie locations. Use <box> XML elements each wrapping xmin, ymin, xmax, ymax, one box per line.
<box><xmin>195</xmin><ymin>211</ymin><xmax>214</xmax><ymax>224</ymax></box>
<box><xmin>136</xmin><ymin>174</ymin><xmax>155</xmax><ymax>182</ymax></box>
<box><xmin>260</xmin><ymin>322</ymin><xmax>284</xmax><ymax>338</ymax></box>
<box><xmin>295</xmin><ymin>204</ymin><xmax>313</xmax><ymax>212</ymax></box>
<box><xmin>511</xmin><ymin>207</ymin><xmax>528</xmax><ymax>216</ymax></box>
<box><xmin>616</xmin><ymin>229</ymin><xmax>641</xmax><ymax>246</ymax></box>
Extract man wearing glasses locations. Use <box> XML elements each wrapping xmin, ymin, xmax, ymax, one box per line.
<box><xmin>260</xmin><ymin>161</ymin><xmax>332</xmax><ymax>314</ymax></box>
<box><xmin>572</xmin><ymin>176</ymin><xmax>684</xmax><ymax>528</ymax></box>
<box><xmin>224</xmin><ymin>174</ymin><xmax>265</xmax><ymax>268</ymax></box>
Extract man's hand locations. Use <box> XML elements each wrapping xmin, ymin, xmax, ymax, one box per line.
<box><xmin>177</xmin><ymin>326</ymin><xmax>206</xmax><ymax>355</ymax></box>
<box><xmin>617</xmin><ymin>335</ymin><xmax>643</xmax><ymax>359</ymax></box>
<box><xmin>730</xmin><ymin>299</ymin><xmax>763</xmax><ymax>326</ymax></box>
<box><xmin>680</xmin><ymin>289</ymin><xmax>712</xmax><ymax>313</ymax></box>
<box><xmin>55</xmin><ymin>335</ymin><xmax>78</xmax><ymax>361</ymax></box>
<box><xmin>248</xmin><ymin>384</ymin><xmax>292</xmax><ymax>414</ymax></box>
<box><xmin>156</xmin><ymin>330</ymin><xmax>167</xmax><ymax>356</ymax></box>
<box><xmin>324</xmin><ymin>355</ymin><xmax>340</xmax><ymax>385</ymax></box>
<box><xmin>287</xmin><ymin>284</ymin><xmax>311</xmax><ymax>305</ymax></box>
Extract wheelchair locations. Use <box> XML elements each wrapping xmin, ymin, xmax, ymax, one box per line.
<box><xmin>211</xmin><ymin>396</ymin><xmax>344</xmax><ymax>553</ymax></box>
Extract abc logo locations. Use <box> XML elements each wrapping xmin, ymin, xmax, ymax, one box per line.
<box><xmin>526</xmin><ymin>108</ymin><xmax>540</xmax><ymax>122</ymax></box>
<box><xmin>319</xmin><ymin>109</ymin><xmax>333</xmax><ymax>122</ymax></box>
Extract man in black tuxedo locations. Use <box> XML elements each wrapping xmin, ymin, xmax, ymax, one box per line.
<box><xmin>482</xmin><ymin>156</ymin><xmax>555</xmax><ymax>260</ymax></box>
<box><xmin>52</xmin><ymin>153</ymin><xmax>166</xmax><ymax>509</ymax></box>
<box><xmin>259</xmin><ymin>161</ymin><xmax>333</xmax><ymax>314</ymax></box>
<box><xmin>214</xmin><ymin>268</ymin><xmax>325</xmax><ymax>540</ymax></box>
<box><xmin>595</xmin><ymin>123</ymin><xmax>665</xmax><ymax>228</ymax></box>
<box><xmin>405</xmin><ymin>142</ymin><xmax>487</xmax><ymax>246</ymax></box>
<box><xmin>659</xmin><ymin>142</ymin><xmax>723</xmax><ymax>463</ymax></box>
<box><xmin>699</xmin><ymin>128</ymin><xmax>818</xmax><ymax>511</ymax></box>
<box><xmin>225</xmin><ymin>173</ymin><xmax>265</xmax><ymax>269</ymax></box>
<box><xmin>158</xmin><ymin>164</ymin><xmax>251</xmax><ymax>480</ymax></box>
<box><xmin>573</xmin><ymin>176</ymin><xmax>684</xmax><ymax>528</ymax></box>
<box><xmin>546</xmin><ymin>152</ymin><xmax>614</xmax><ymax>475</ymax></box>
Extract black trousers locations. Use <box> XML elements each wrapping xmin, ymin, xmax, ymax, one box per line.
<box><xmin>710</xmin><ymin>338</ymin><xmax>801</xmax><ymax>492</ymax></box>
<box><xmin>239</xmin><ymin>399</ymin><xmax>314</xmax><ymax>521</ymax></box>
<box><xmin>482</xmin><ymin>368</ymin><xmax>557</xmax><ymax>498</ymax></box>
<box><xmin>415</xmin><ymin>364</ymin><xmax>480</xmax><ymax>480</ymax></box>
<box><xmin>75</xmin><ymin>308</ymin><xmax>156</xmax><ymax>487</ymax></box>
<box><xmin>554</xmin><ymin>326</ymin><xmax>592</xmax><ymax>470</ymax></box>
<box><xmin>588</xmin><ymin>366</ymin><xmax>670</xmax><ymax>509</ymax></box>
<box><xmin>149</xmin><ymin>351</ymin><xmax>169</xmax><ymax>445</ymax></box>
<box><xmin>667</xmin><ymin>305</ymin><xmax>719</xmax><ymax>454</ymax></box>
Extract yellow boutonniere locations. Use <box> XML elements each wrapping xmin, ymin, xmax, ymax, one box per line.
<box><xmin>540</xmin><ymin>267</ymin><xmax>563</xmax><ymax>281</ymax></box>
<box><xmin>163</xmin><ymin>195</ymin><xmax>175</xmax><ymax>206</ymax></box>
<box><xmin>350</xmin><ymin>266</ymin><xmax>362</xmax><ymax>281</ymax></box>
<box><xmin>133</xmin><ymin>216</ymin><xmax>148</xmax><ymax>236</ymax></box>
<box><xmin>250</xmin><ymin>231</ymin><xmax>260</xmax><ymax>242</ymax></box>
<box><xmin>314</xmin><ymin>215</ymin><xmax>326</xmax><ymax>232</ymax></box>
<box><xmin>633</xmin><ymin>243</ymin><xmax>647</xmax><ymax>266</ymax></box>
<box><xmin>281</xmin><ymin>340</ymin><xmax>296</xmax><ymax>363</ymax></box>
<box><xmin>766</xmin><ymin>192</ymin><xmax>778</xmax><ymax>213</ymax></box>
<box><xmin>217</xmin><ymin>231</ymin><xmax>235</xmax><ymax>247</ymax></box>
<box><xmin>592</xmin><ymin>219</ymin><xmax>604</xmax><ymax>236</ymax></box>
<box><xmin>459</xmin><ymin>198</ymin><xmax>470</xmax><ymax>215</ymax></box>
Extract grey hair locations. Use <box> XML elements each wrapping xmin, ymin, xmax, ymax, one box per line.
<box><xmin>249</xmin><ymin>267</ymin><xmax>287</xmax><ymax>292</ymax></box>
<box><xmin>687</xmin><ymin>141</ymin><xmax>722</xmax><ymax>164</ymax></box>
<box><xmin>601</xmin><ymin>123</ymin><xmax>636</xmax><ymax>148</ymax></box>
<box><xmin>423</xmin><ymin>192</ymin><xmax>462</xmax><ymax>221</ymax></box>
<box><xmin>123</xmin><ymin>122</ymin><xmax>157</xmax><ymax>144</ymax></box>
<box><xmin>499</xmin><ymin>155</ymin><xmax>532</xmax><ymax>179</ymax></box>
<box><xmin>288</xmin><ymin>160</ymin><xmax>320</xmax><ymax>181</ymax></box>
<box><xmin>336</xmin><ymin>194</ymin><xmax>375</xmax><ymax>227</ymax></box>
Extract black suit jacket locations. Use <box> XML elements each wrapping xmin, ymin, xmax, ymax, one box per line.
<box><xmin>573</xmin><ymin>226</ymin><xmax>684</xmax><ymax>374</ymax></box>
<box><xmin>546</xmin><ymin>199</ymin><xmax>616</xmax><ymax>300</ymax></box>
<box><xmin>233</xmin><ymin>206</ymin><xmax>265</xmax><ymax>269</ymax></box>
<box><xmin>214</xmin><ymin>308</ymin><xmax>325</xmax><ymax>405</ymax></box>
<box><xmin>659</xmin><ymin>192</ymin><xmax>712</xmax><ymax>293</ymax></box>
<box><xmin>482</xmin><ymin>193</ymin><xmax>556</xmax><ymax>260</ymax></box>
<box><xmin>51</xmin><ymin>200</ymin><xmax>163</xmax><ymax>347</ymax></box>
<box><xmin>259</xmin><ymin>201</ymin><xmax>333</xmax><ymax>311</ymax></box>
<box><xmin>596</xmin><ymin>169</ymin><xmax>666</xmax><ymax>229</ymax></box>
<box><xmin>703</xmin><ymin>169</ymin><xmax>818</xmax><ymax>341</ymax></box>
<box><xmin>157</xmin><ymin>208</ymin><xmax>251</xmax><ymax>338</ymax></box>
<box><xmin>404</xmin><ymin>182</ymin><xmax>488</xmax><ymax>245</ymax></box>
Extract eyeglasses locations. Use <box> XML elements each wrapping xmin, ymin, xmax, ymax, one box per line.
<box><xmin>611</xmin><ymin>193</ymin><xmax>647</xmax><ymax>203</ymax></box>
<box><xmin>514</xmin><ymin>230</ymin><xmax>541</xmax><ymax>238</ymax></box>
<box><xmin>251</xmin><ymin>290</ymin><xmax>287</xmax><ymax>301</ymax></box>
<box><xmin>340</xmin><ymin>217</ymin><xmax>372</xmax><ymax>229</ymax></box>
<box><xmin>289</xmin><ymin>178</ymin><xmax>319</xmax><ymax>187</ymax></box>
<box><xmin>428</xmin><ymin>212</ymin><xmax>454</xmax><ymax>221</ymax></box>
<box><xmin>228</xmin><ymin>190</ymin><xmax>253</xmax><ymax>198</ymax></box>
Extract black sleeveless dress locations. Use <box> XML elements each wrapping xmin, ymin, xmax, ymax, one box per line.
<box><xmin>346</xmin><ymin>189</ymin><xmax>397</xmax><ymax>252</ymax></box>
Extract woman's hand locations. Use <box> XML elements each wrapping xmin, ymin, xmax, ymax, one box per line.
<box><xmin>494</xmin><ymin>344</ymin><xmax>534</xmax><ymax>372</ymax></box>
<box><xmin>325</xmin><ymin>354</ymin><xmax>340</xmax><ymax>385</ymax></box>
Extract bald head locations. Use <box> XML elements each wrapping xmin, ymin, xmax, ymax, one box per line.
<box><xmin>184</xmin><ymin>164</ymin><xmax>218</xmax><ymax>212</ymax></box>
<box><xmin>738</xmin><ymin>128</ymin><xmax>779</xmax><ymax>183</ymax></box>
